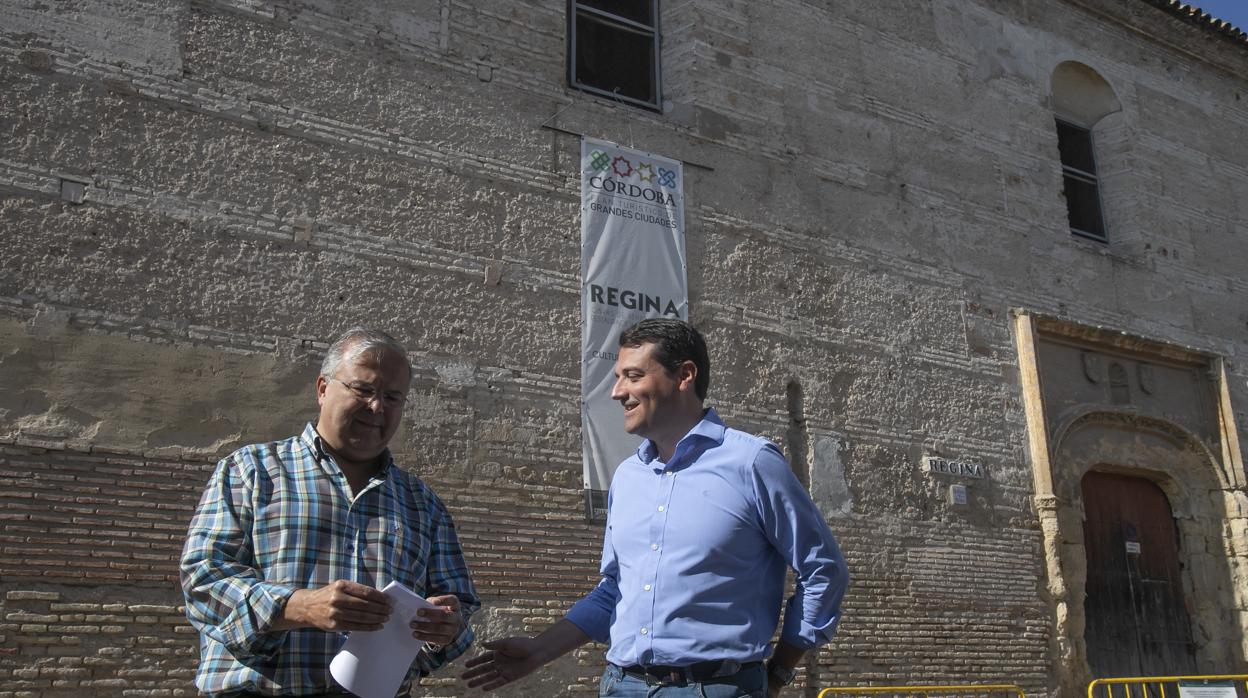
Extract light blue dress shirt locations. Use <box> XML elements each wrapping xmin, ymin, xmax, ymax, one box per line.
<box><xmin>566</xmin><ymin>408</ymin><xmax>848</xmax><ymax>667</ymax></box>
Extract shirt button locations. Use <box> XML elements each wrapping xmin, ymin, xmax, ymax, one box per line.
<box><xmin>640</xmin><ymin>627</ymin><xmax>648</xmax><ymax>635</ymax></box>
<box><xmin>657</xmin><ymin>505</ymin><xmax>665</xmax><ymax>512</ymax></box>
<box><xmin>650</xmin><ymin>543</ymin><xmax>658</xmax><ymax>551</ymax></box>
<box><xmin>644</xmin><ymin>584</ymin><xmax>652</xmax><ymax>591</ymax></box>
<box><xmin>665</xmin><ymin>471</ymin><xmax>674</xmax><ymax>477</ymax></box>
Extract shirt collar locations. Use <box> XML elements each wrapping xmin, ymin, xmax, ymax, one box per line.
<box><xmin>301</xmin><ymin>422</ymin><xmax>395</xmax><ymax>479</ymax></box>
<box><xmin>637</xmin><ymin>407</ymin><xmax>726</xmax><ymax>465</ymax></box>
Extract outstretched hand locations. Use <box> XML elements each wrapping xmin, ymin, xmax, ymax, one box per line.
<box><xmin>461</xmin><ymin>637</ymin><xmax>546</xmax><ymax>691</ymax></box>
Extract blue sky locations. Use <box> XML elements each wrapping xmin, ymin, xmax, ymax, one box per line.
<box><xmin>1188</xmin><ymin>0</ymin><xmax>1248</xmax><ymax>30</ymax></box>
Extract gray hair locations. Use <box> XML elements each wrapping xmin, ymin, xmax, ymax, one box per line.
<box><xmin>320</xmin><ymin>327</ymin><xmax>412</xmax><ymax>380</ymax></box>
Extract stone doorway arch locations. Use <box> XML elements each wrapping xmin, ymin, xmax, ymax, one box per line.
<box><xmin>1012</xmin><ymin>312</ymin><xmax>1248</xmax><ymax>696</ymax></box>
<box><xmin>1052</xmin><ymin>411</ymin><xmax>1230</xmax><ymax>685</ymax></box>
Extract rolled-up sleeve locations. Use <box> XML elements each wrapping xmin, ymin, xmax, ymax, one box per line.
<box><xmin>564</xmin><ymin>503</ymin><xmax>619</xmax><ymax>644</ymax></box>
<box><xmin>751</xmin><ymin>443</ymin><xmax>849</xmax><ymax>649</ymax></box>
<box><xmin>180</xmin><ymin>456</ymin><xmax>293</xmax><ymax>660</ymax></box>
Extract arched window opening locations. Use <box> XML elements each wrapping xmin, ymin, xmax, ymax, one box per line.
<box><xmin>1050</xmin><ymin>62</ymin><xmax>1122</xmax><ymax>243</ymax></box>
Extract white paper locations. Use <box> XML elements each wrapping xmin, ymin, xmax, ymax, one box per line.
<box><xmin>330</xmin><ymin>581</ymin><xmax>435</xmax><ymax>698</ymax></box>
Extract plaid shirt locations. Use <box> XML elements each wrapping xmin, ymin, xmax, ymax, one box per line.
<box><xmin>181</xmin><ymin>424</ymin><xmax>479</xmax><ymax>697</ymax></box>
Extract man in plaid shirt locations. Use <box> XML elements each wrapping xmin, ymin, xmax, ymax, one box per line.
<box><xmin>181</xmin><ymin>328</ymin><xmax>479</xmax><ymax>697</ymax></box>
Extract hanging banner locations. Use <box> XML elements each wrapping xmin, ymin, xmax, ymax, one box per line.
<box><xmin>580</xmin><ymin>137</ymin><xmax>687</xmax><ymax>519</ymax></box>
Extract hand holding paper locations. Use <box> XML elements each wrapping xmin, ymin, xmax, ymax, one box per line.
<box><xmin>330</xmin><ymin>582</ymin><xmax>444</xmax><ymax>698</ymax></box>
<box><xmin>278</xmin><ymin>580</ymin><xmax>391</xmax><ymax>632</ymax></box>
<box><xmin>409</xmin><ymin>594</ymin><xmax>462</xmax><ymax>647</ymax></box>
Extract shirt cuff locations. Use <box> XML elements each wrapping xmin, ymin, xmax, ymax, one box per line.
<box><xmin>564</xmin><ymin>600</ymin><xmax>611</xmax><ymax>644</ymax></box>
<box><xmin>415</xmin><ymin>617</ymin><xmax>474</xmax><ymax>675</ymax></box>
<box><xmin>779</xmin><ymin>596</ymin><xmax>838</xmax><ymax>650</ymax></box>
<box><xmin>222</xmin><ymin>582</ymin><xmax>295</xmax><ymax>659</ymax></box>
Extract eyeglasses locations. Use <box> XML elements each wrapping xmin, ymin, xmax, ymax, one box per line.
<box><xmin>330</xmin><ymin>378</ymin><xmax>408</xmax><ymax>409</ymax></box>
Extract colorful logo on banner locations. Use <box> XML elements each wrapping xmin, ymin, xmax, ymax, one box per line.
<box><xmin>588</xmin><ymin>150</ymin><xmax>679</xmax><ymax>189</ymax></box>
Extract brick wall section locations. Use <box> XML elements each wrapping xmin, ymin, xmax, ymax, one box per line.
<box><xmin>0</xmin><ymin>445</ymin><xmax>201</xmax><ymax>698</ymax></box>
<box><xmin>0</xmin><ymin>444</ymin><xmax>614</xmax><ymax>696</ymax></box>
<box><xmin>0</xmin><ymin>589</ymin><xmax>196</xmax><ymax>698</ymax></box>
<box><xmin>0</xmin><ymin>443</ymin><xmax>1049</xmax><ymax>696</ymax></box>
<box><xmin>819</xmin><ymin>520</ymin><xmax>1049</xmax><ymax>692</ymax></box>
<box><xmin>0</xmin><ymin>447</ymin><xmax>208</xmax><ymax>585</ymax></box>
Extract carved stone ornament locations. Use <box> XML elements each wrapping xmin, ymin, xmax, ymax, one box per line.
<box><xmin>1082</xmin><ymin>351</ymin><xmax>1103</xmax><ymax>384</ymax></box>
<box><xmin>1138</xmin><ymin>363</ymin><xmax>1156</xmax><ymax>395</ymax></box>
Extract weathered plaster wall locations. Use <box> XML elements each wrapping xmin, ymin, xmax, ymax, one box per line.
<box><xmin>1</xmin><ymin>0</ymin><xmax>1246</xmax><ymax>696</ymax></box>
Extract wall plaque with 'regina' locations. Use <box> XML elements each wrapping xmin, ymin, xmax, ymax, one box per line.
<box><xmin>922</xmin><ymin>456</ymin><xmax>986</xmax><ymax>479</ymax></box>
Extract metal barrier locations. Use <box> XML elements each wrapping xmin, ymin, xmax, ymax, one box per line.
<box><xmin>817</xmin><ymin>684</ymin><xmax>1026</xmax><ymax>698</ymax></box>
<box><xmin>1087</xmin><ymin>675</ymin><xmax>1248</xmax><ymax>698</ymax></box>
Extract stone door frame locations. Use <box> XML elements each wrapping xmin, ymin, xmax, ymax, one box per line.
<box><xmin>1012</xmin><ymin>310</ymin><xmax>1247</xmax><ymax>696</ymax></box>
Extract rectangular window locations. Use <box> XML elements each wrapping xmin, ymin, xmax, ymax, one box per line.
<box><xmin>1055</xmin><ymin>119</ymin><xmax>1107</xmax><ymax>242</ymax></box>
<box><xmin>569</xmin><ymin>1</ymin><xmax>660</xmax><ymax>110</ymax></box>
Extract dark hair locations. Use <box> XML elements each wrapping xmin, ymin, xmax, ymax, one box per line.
<box><xmin>618</xmin><ymin>318</ymin><xmax>710</xmax><ymax>400</ymax></box>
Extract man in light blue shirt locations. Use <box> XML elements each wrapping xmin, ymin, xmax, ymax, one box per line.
<box><xmin>464</xmin><ymin>319</ymin><xmax>848</xmax><ymax>697</ymax></box>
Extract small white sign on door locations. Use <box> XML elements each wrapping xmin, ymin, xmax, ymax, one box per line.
<box><xmin>1178</xmin><ymin>680</ymin><xmax>1237</xmax><ymax>698</ymax></box>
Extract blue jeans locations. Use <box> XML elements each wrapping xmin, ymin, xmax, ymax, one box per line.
<box><xmin>598</xmin><ymin>663</ymin><xmax>767</xmax><ymax>698</ymax></box>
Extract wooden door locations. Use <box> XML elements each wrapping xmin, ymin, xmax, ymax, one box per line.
<box><xmin>1082</xmin><ymin>471</ymin><xmax>1196</xmax><ymax>679</ymax></box>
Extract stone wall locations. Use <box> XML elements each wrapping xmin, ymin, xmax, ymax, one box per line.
<box><xmin>2</xmin><ymin>0</ymin><xmax>1247</xmax><ymax>696</ymax></box>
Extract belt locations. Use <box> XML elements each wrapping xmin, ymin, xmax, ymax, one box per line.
<box><xmin>614</xmin><ymin>660</ymin><xmax>762</xmax><ymax>686</ymax></box>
